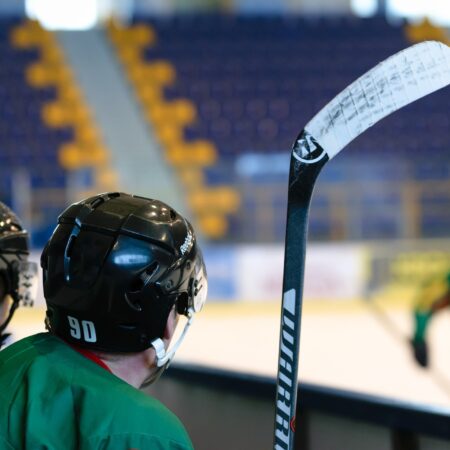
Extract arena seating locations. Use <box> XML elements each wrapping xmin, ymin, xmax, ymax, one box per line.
<box><xmin>0</xmin><ymin>19</ymin><xmax>69</xmax><ymax>244</ymax></box>
<box><xmin>1</xmin><ymin>16</ymin><xmax>449</xmax><ymax>244</ymax></box>
<box><xmin>0</xmin><ymin>19</ymin><xmax>114</xmax><ymax>246</ymax></box>
<box><xmin>126</xmin><ymin>14</ymin><xmax>450</xmax><ymax>241</ymax></box>
<box><xmin>108</xmin><ymin>21</ymin><xmax>241</xmax><ymax>239</ymax></box>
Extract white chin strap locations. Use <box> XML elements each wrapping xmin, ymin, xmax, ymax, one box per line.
<box><xmin>151</xmin><ymin>309</ymin><xmax>195</xmax><ymax>368</ymax></box>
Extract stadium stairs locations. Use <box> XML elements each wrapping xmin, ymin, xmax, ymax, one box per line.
<box><xmin>107</xmin><ymin>20</ymin><xmax>241</xmax><ymax>240</ymax></box>
<box><xmin>56</xmin><ymin>28</ymin><xmax>187</xmax><ymax>217</ymax></box>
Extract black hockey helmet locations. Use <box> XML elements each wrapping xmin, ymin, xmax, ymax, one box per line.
<box><xmin>41</xmin><ymin>192</ymin><xmax>207</xmax><ymax>353</ymax></box>
<box><xmin>0</xmin><ymin>202</ymin><xmax>37</xmax><ymax>337</ymax></box>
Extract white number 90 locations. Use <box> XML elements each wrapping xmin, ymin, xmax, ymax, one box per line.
<box><xmin>68</xmin><ymin>316</ymin><xmax>97</xmax><ymax>343</ymax></box>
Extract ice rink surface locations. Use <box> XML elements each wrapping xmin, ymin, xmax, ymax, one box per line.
<box><xmin>9</xmin><ymin>299</ymin><xmax>450</xmax><ymax>411</ymax></box>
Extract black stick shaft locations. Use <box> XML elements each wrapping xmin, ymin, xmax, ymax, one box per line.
<box><xmin>273</xmin><ymin>130</ymin><xmax>328</xmax><ymax>450</ymax></box>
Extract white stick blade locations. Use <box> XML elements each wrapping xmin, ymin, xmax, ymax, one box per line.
<box><xmin>305</xmin><ymin>41</ymin><xmax>450</xmax><ymax>159</ymax></box>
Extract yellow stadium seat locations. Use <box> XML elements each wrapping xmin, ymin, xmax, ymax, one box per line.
<box><xmin>10</xmin><ymin>27</ymin><xmax>32</xmax><ymax>48</ymax></box>
<box><xmin>83</xmin><ymin>145</ymin><xmax>108</xmax><ymax>166</ymax></box>
<box><xmin>188</xmin><ymin>187</ymin><xmax>240</xmax><ymax>214</ymax></box>
<box><xmin>75</xmin><ymin>125</ymin><xmax>101</xmax><ymax>145</ymax></box>
<box><xmin>215</xmin><ymin>187</ymin><xmax>241</xmax><ymax>212</ymax></box>
<box><xmin>165</xmin><ymin>146</ymin><xmax>186</xmax><ymax>165</ymax></box>
<box><xmin>58</xmin><ymin>142</ymin><xmax>84</xmax><ymax>169</ymax></box>
<box><xmin>131</xmin><ymin>24</ymin><xmax>156</xmax><ymax>47</ymax></box>
<box><xmin>118</xmin><ymin>47</ymin><xmax>141</xmax><ymax>66</ymax></box>
<box><xmin>148</xmin><ymin>61</ymin><xmax>176</xmax><ymax>85</ymax></box>
<box><xmin>146</xmin><ymin>103</ymin><xmax>170</xmax><ymax>124</ymax></box>
<box><xmin>27</xmin><ymin>63</ymin><xmax>72</xmax><ymax>87</ymax></box>
<box><xmin>96</xmin><ymin>168</ymin><xmax>119</xmax><ymax>190</ymax></box>
<box><xmin>41</xmin><ymin>46</ymin><xmax>64</xmax><ymax>64</ymax></box>
<box><xmin>405</xmin><ymin>18</ymin><xmax>450</xmax><ymax>45</ymax></box>
<box><xmin>165</xmin><ymin>140</ymin><xmax>217</xmax><ymax>166</ymax></box>
<box><xmin>138</xmin><ymin>84</ymin><xmax>162</xmax><ymax>104</ymax></box>
<box><xmin>147</xmin><ymin>100</ymin><xmax>197</xmax><ymax>127</ymax></box>
<box><xmin>70</xmin><ymin>104</ymin><xmax>91</xmax><ymax>123</ymax></box>
<box><xmin>178</xmin><ymin>168</ymin><xmax>205</xmax><ymax>187</ymax></box>
<box><xmin>26</xmin><ymin>63</ymin><xmax>52</xmax><ymax>87</ymax></box>
<box><xmin>41</xmin><ymin>102</ymin><xmax>69</xmax><ymax>127</ymax></box>
<box><xmin>53</xmin><ymin>67</ymin><xmax>74</xmax><ymax>85</ymax></box>
<box><xmin>10</xmin><ymin>21</ymin><xmax>48</xmax><ymax>48</ymax></box>
<box><xmin>58</xmin><ymin>85</ymin><xmax>83</xmax><ymax>103</ymax></box>
<box><xmin>190</xmin><ymin>140</ymin><xmax>217</xmax><ymax>164</ymax></box>
<box><xmin>127</xmin><ymin>63</ymin><xmax>147</xmax><ymax>85</ymax></box>
<box><xmin>172</xmin><ymin>99</ymin><xmax>197</xmax><ymax>124</ymax></box>
<box><xmin>155</xmin><ymin>124</ymin><xmax>182</xmax><ymax>147</ymax></box>
<box><xmin>198</xmin><ymin>213</ymin><xmax>228</xmax><ymax>238</ymax></box>
<box><xmin>188</xmin><ymin>191</ymin><xmax>207</xmax><ymax>211</ymax></box>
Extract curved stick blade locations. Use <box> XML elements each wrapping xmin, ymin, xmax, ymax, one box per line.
<box><xmin>305</xmin><ymin>41</ymin><xmax>450</xmax><ymax>160</ymax></box>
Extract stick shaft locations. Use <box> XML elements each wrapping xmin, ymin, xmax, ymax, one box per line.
<box><xmin>273</xmin><ymin>131</ymin><xmax>327</xmax><ymax>449</ymax></box>
<box><xmin>273</xmin><ymin>41</ymin><xmax>450</xmax><ymax>449</ymax></box>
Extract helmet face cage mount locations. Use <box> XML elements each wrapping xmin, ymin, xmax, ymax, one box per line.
<box><xmin>42</xmin><ymin>192</ymin><xmax>207</xmax><ymax>354</ymax></box>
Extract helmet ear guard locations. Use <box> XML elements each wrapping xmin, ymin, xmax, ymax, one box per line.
<box><xmin>157</xmin><ymin>249</ymin><xmax>207</xmax><ymax>317</ymax></box>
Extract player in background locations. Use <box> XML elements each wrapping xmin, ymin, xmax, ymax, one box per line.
<box><xmin>411</xmin><ymin>272</ymin><xmax>450</xmax><ymax>367</ymax></box>
<box><xmin>0</xmin><ymin>192</ymin><xmax>207</xmax><ymax>449</ymax></box>
<box><xmin>0</xmin><ymin>201</ymin><xmax>37</xmax><ymax>348</ymax></box>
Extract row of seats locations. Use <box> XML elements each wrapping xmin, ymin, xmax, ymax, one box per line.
<box><xmin>0</xmin><ymin>19</ymin><xmax>68</xmax><ymax>228</ymax></box>
<box><xmin>0</xmin><ymin>20</ymin><xmax>117</xmax><ymax>246</ymax></box>
<box><xmin>131</xmin><ymin>14</ymin><xmax>450</xmax><ymax>241</ymax></box>
<box><xmin>1</xmin><ymin>16</ymin><xmax>448</xmax><ymax>243</ymax></box>
<box><xmin>107</xmin><ymin>20</ymin><xmax>240</xmax><ymax>239</ymax></box>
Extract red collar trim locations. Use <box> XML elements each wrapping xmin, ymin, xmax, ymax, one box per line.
<box><xmin>69</xmin><ymin>344</ymin><xmax>112</xmax><ymax>373</ymax></box>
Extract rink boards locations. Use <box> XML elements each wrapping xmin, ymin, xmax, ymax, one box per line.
<box><xmin>10</xmin><ymin>298</ymin><xmax>450</xmax><ymax>409</ymax></box>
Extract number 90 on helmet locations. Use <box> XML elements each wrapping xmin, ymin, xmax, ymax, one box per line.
<box><xmin>41</xmin><ymin>192</ymin><xmax>207</xmax><ymax>353</ymax></box>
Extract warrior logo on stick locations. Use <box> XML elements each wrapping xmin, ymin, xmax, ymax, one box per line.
<box><xmin>292</xmin><ymin>130</ymin><xmax>327</xmax><ymax>164</ymax></box>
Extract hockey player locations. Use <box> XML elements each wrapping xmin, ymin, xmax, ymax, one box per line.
<box><xmin>0</xmin><ymin>201</ymin><xmax>37</xmax><ymax>348</ymax></box>
<box><xmin>411</xmin><ymin>272</ymin><xmax>450</xmax><ymax>367</ymax></box>
<box><xmin>0</xmin><ymin>192</ymin><xmax>207</xmax><ymax>449</ymax></box>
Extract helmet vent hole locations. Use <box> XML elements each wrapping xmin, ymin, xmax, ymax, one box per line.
<box><xmin>118</xmin><ymin>323</ymin><xmax>137</xmax><ymax>330</ymax></box>
<box><xmin>128</xmin><ymin>262</ymin><xmax>159</xmax><ymax>293</ymax></box>
<box><xmin>141</xmin><ymin>261</ymin><xmax>159</xmax><ymax>284</ymax></box>
<box><xmin>170</xmin><ymin>209</ymin><xmax>177</xmax><ymax>220</ymax></box>
<box><xmin>128</xmin><ymin>277</ymin><xmax>144</xmax><ymax>294</ymax></box>
<box><xmin>90</xmin><ymin>197</ymin><xmax>104</xmax><ymax>209</ymax></box>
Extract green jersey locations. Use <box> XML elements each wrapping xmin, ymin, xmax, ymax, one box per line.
<box><xmin>0</xmin><ymin>333</ymin><xmax>194</xmax><ymax>450</ymax></box>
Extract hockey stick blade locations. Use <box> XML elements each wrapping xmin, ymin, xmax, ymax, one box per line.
<box><xmin>274</xmin><ymin>40</ymin><xmax>450</xmax><ymax>450</ymax></box>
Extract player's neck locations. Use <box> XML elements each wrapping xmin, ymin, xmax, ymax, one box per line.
<box><xmin>100</xmin><ymin>348</ymin><xmax>157</xmax><ymax>389</ymax></box>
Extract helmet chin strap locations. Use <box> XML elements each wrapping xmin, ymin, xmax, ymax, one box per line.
<box><xmin>142</xmin><ymin>310</ymin><xmax>195</xmax><ymax>387</ymax></box>
<box><xmin>152</xmin><ymin>309</ymin><xmax>195</xmax><ymax>367</ymax></box>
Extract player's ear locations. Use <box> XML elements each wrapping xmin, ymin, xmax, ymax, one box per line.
<box><xmin>163</xmin><ymin>306</ymin><xmax>178</xmax><ymax>341</ymax></box>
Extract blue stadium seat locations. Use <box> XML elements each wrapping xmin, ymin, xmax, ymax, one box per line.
<box><xmin>0</xmin><ymin>19</ymin><xmax>72</xmax><ymax>246</ymax></box>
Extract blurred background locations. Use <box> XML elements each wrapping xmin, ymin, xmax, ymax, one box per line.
<box><xmin>2</xmin><ymin>0</ymin><xmax>450</xmax><ymax>449</ymax></box>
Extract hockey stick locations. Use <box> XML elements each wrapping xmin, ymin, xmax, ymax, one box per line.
<box><xmin>274</xmin><ymin>40</ymin><xmax>450</xmax><ymax>450</ymax></box>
